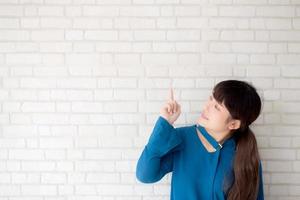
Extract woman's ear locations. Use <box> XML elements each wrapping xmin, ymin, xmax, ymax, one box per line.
<box><xmin>228</xmin><ymin>119</ymin><xmax>241</xmax><ymax>131</ymax></box>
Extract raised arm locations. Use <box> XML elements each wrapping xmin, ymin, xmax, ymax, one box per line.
<box><xmin>136</xmin><ymin>88</ymin><xmax>183</xmax><ymax>183</ymax></box>
<box><xmin>136</xmin><ymin>116</ymin><xmax>183</xmax><ymax>183</ymax></box>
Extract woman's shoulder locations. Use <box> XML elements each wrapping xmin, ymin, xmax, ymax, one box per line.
<box><xmin>174</xmin><ymin>123</ymin><xmax>197</xmax><ymax>138</ymax></box>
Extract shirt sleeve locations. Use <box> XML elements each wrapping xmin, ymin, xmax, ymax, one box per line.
<box><xmin>257</xmin><ymin>161</ymin><xmax>264</xmax><ymax>200</ymax></box>
<box><xmin>136</xmin><ymin>116</ymin><xmax>184</xmax><ymax>183</ymax></box>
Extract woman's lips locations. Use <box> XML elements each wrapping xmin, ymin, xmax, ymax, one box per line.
<box><xmin>201</xmin><ymin>112</ymin><xmax>209</xmax><ymax>120</ymax></box>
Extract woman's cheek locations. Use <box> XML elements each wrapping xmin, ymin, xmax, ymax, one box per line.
<box><xmin>214</xmin><ymin>115</ymin><xmax>224</xmax><ymax>125</ymax></box>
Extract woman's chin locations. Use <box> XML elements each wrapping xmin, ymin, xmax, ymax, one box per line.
<box><xmin>196</xmin><ymin>118</ymin><xmax>206</xmax><ymax>126</ymax></box>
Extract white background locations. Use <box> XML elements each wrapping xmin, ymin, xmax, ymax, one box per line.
<box><xmin>1</xmin><ymin>0</ymin><xmax>300</xmax><ymax>199</ymax></box>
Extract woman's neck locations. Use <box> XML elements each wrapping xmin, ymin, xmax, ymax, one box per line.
<box><xmin>205</xmin><ymin>127</ymin><xmax>232</xmax><ymax>145</ymax></box>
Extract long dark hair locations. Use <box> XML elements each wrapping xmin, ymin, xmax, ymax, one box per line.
<box><xmin>213</xmin><ymin>80</ymin><xmax>262</xmax><ymax>200</ymax></box>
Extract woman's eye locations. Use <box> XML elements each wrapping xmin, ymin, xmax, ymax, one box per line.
<box><xmin>215</xmin><ymin>105</ymin><xmax>220</xmax><ymax>111</ymax></box>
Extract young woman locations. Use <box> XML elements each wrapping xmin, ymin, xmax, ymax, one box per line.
<box><xmin>136</xmin><ymin>80</ymin><xmax>264</xmax><ymax>200</ymax></box>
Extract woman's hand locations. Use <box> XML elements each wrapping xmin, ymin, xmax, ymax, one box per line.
<box><xmin>159</xmin><ymin>88</ymin><xmax>181</xmax><ymax>125</ymax></box>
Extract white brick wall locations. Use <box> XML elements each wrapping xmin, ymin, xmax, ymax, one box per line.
<box><xmin>0</xmin><ymin>0</ymin><xmax>300</xmax><ymax>199</ymax></box>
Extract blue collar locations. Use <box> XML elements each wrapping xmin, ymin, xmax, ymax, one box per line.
<box><xmin>196</xmin><ymin>124</ymin><xmax>223</xmax><ymax>151</ymax></box>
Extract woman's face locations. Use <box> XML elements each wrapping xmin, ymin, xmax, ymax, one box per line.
<box><xmin>197</xmin><ymin>94</ymin><xmax>233</xmax><ymax>133</ymax></box>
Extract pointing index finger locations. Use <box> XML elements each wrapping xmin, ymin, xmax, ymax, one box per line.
<box><xmin>169</xmin><ymin>88</ymin><xmax>174</xmax><ymax>101</ymax></box>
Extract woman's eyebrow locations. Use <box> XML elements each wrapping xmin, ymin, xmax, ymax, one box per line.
<box><xmin>211</xmin><ymin>95</ymin><xmax>224</xmax><ymax>107</ymax></box>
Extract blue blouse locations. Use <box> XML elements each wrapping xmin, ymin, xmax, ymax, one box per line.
<box><xmin>136</xmin><ymin>116</ymin><xmax>264</xmax><ymax>200</ymax></box>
